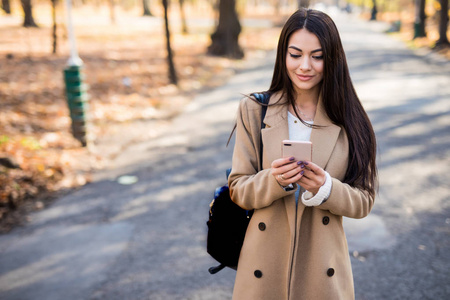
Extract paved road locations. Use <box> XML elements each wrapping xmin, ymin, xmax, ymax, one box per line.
<box><xmin>1</xmin><ymin>9</ymin><xmax>449</xmax><ymax>300</ymax></box>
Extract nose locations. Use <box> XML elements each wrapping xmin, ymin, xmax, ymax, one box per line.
<box><xmin>299</xmin><ymin>56</ymin><xmax>312</xmax><ymax>71</ymax></box>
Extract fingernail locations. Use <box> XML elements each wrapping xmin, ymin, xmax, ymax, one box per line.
<box><xmin>300</xmin><ymin>170</ymin><xmax>304</xmax><ymax>175</ymax></box>
<box><xmin>300</xmin><ymin>164</ymin><xmax>305</xmax><ymax>169</ymax></box>
<box><xmin>304</xmin><ymin>162</ymin><xmax>309</xmax><ymax>165</ymax></box>
<box><xmin>297</xmin><ymin>161</ymin><xmax>303</xmax><ymax>165</ymax></box>
<box><xmin>289</xmin><ymin>157</ymin><xmax>295</xmax><ymax>161</ymax></box>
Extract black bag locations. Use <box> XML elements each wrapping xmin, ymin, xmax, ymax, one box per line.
<box><xmin>206</xmin><ymin>92</ymin><xmax>269</xmax><ymax>274</ymax></box>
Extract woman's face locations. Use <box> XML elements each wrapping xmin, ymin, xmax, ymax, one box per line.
<box><xmin>286</xmin><ymin>28</ymin><xmax>324</xmax><ymax>94</ymax></box>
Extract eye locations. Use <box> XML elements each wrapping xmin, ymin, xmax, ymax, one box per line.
<box><xmin>288</xmin><ymin>52</ymin><xmax>301</xmax><ymax>58</ymax></box>
<box><xmin>313</xmin><ymin>55</ymin><xmax>324</xmax><ymax>60</ymax></box>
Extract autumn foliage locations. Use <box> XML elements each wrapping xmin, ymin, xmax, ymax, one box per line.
<box><xmin>0</xmin><ymin>3</ymin><xmax>281</xmax><ymax>230</ymax></box>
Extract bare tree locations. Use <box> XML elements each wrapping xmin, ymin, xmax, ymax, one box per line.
<box><xmin>413</xmin><ymin>0</ymin><xmax>426</xmax><ymax>38</ymax></box>
<box><xmin>51</xmin><ymin>0</ymin><xmax>58</xmax><ymax>54</ymax></box>
<box><xmin>1</xmin><ymin>0</ymin><xmax>11</xmax><ymax>14</ymax></box>
<box><xmin>273</xmin><ymin>0</ymin><xmax>281</xmax><ymax>14</ymax></box>
<box><xmin>211</xmin><ymin>0</ymin><xmax>219</xmax><ymax>27</ymax></box>
<box><xmin>179</xmin><ymin>0</ymin><xmax>188</xmax><ymax>34</ymax></box>
<box><xmin>162</xmin><ymin>0</ymin><xmax>178</xmax><ymax>84</ymax></box>
<box><xmin>208</xmin><ymin>0</ymin><xmax>243</xmax><ymax>59</ymax></box>
<box><xmin>298</xmin><ymin>0</ymin><xmax>310</xmax><ymax>8</ymax></box>
<box><xmin>21</xmin><ymin>0</ymin><xmax>38</xmax><ymax>27</ymax></box>
<box><xmin>436</xmin><ymin>0</ymin><xmax>449</xmax><ymax>46</ymax></box>
<box><xmin>370</xmin><ymin>0</ymin><xmax>378</xmax><ymax>20</ymax></box>
<box><xmin>109</xmin><ymin>0</ymin><xmax>116</xmax><ymax>24</ymax></box>
<box><xmin>143</xmin><ymin>0</ymin><xmax>152</xmax><ymax>16</ymax></box>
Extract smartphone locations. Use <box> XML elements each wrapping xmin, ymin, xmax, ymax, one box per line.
<box><xmin>282</xmin><ymin>140</ymin><xmax>312</xmax><ymax>162</ymax></box>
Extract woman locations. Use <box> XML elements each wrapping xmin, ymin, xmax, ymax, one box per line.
<box><xmin>228</xmin><ymin>8</ymin><xmax>377</xmax><ymax>300</ymax></box>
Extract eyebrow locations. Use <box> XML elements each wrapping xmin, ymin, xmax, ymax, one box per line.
<box><xmin>288</xmin><ymin>46</ymin><xmax>322</xmax><ymax>53</ymax></box>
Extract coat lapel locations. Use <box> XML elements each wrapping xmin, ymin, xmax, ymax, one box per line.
<box><xmin>309</xmin><ymin>97</ymin><xmax>342</xmax><ymax>169</ymax></box>
<box><xmin>260</xmin><ymin>94</ymin><xmax>289</xmax><ymax>170</ymax></box>
<box><xmin>260</xmin><ymin>93</ymin><xmax>341</xmax><ymax>238</ymax></box>
<box><xmin>260</xmin><ymin>93</ymin><xmax>297</xmax><ymax>234</ymax></box>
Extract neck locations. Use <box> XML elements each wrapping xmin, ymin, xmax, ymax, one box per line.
<box><xmin>290</xmin><ymin>87</ymin><xmax>320</xmax><ymax>121</ymax></box>
<box><xmin>294</xmin><ymin>86</ymin><xmax>320</xmax><ymax>107</ymax></box>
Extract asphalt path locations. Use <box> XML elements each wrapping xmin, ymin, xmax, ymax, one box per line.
<box><xmin>1</xmin><ymin>9</ymin><xmax>449</xmax><ymax>300</ymax></box>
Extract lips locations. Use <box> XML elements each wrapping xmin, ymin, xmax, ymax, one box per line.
<box><xmin>296</xmin><ymin>74</ymin><xmax>314</xmax><ymax>81</ymax></box>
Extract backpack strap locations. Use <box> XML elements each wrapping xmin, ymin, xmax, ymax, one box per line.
<box><xmin>250</xmin><ymin>92</ymin><xmax>271</xmax><ymax>170</ymax></box>
<box><xmin>226</xmin><ymin>92</ymin><xmax>271</xmax><ymax>173</ymax></box>
<box><xmin>250</xmin><ymin>92</ymin><xmax>270</xmax><ymax>130</ymax></box>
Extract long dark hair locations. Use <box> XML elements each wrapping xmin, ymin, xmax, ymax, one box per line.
<box><xmin>268</xmin><ymin>8</ymin><xmax>377</xmax><ymax>197</ymax></box>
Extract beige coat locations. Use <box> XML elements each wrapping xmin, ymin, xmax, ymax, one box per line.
<box><xmin>228</xmin><ymin>93</ymin><xmax>374</xmax><ymax>300</ymax></box>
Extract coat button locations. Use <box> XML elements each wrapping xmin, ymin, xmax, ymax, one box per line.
<box><xmin>322</xmin><ymin>216</ymin><xmax>330</xmax><ymax>225</ymax></box>
<box><xmin>254</xmin><ymin>270</ymin><xmax>263</xmax><ymax>278</ymax></box>
<box><xmin>327</xmin><ymin>268</ymin><xmax>335</xmax><ymax>277</ymax></box>
<box><xmin>258</xmin><ymin>222</ymin><xmax>266</xmax><ymax>231</ymax></box>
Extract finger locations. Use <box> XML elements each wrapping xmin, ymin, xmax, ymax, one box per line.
<box><xmin>288</xmin><ymin>170</ymin><xmax>305</xmax><ymax>183</ymax></box>
<box><xmin>298</xmin><ymin>171</ymin><xmax>326</xmax><ymax>191</ymax></box>
<box><xmin>274</xmin><ymin>165</ymin><xmax>300</xmax><ymax>184</ymax></box>
<box><xmin>304</xmin><ymin>165</ymin><xmax>327</xmax><ymax>185</ymax></box>
<box><xmin>273</xmin><ymin>160</ymin><xmax>303</xmax><ymax>177</ymax></box>
<box><xmin>298</xmin><ymin>176</ymin><xmax>315</xmax><ymax>188</ymax></box>
<box><xmin>301</xmin><ymin>168</ymin><xmax>318</xmax><ymax>180</ymax></box>
<box><xmin>303</xmin><ymin>161</ymin><xmax>323</xmax><ymax>174</ymax></box>
<box><xmin>275</xmin><ymin>164</ymin><xmax>305</xmax><ymax>185</ymax></box>
<box><xmin>302</xmin><ymin>168</ymin><xmax>325</xmax><ymax>184</ymax></box>
<box><xmin>271</xmin><ymin>156</ymin><xmax>296</xmax><ymax>168</ymax></box>
<box><xmin>282</xmin><ymin>165</ymin><xmax>304</xmax><ymax>180</ymax></box>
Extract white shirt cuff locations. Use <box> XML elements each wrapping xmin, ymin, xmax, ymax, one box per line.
<box><xmin>301</xmin><ymin>171</ymin><xmax>332</xmax><ymax>206</ymax></box>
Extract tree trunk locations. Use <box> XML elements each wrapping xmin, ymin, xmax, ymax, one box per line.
<box><xmin>298</xmin><ymin>0</ymin><xmax>310</xmax><ymax>8</ymax></box>
<box><xmin>272</xmin><ymin>0</ymin><xmax>281</xmax><ymax>15</ymax></box>
<box><xmin>179</xmin><ymin>0</ymin><xmax>188</xmax><ymax>34</ymax></box>
<box><xmin>162</xmin><ymin>0</ymin><xmax>178</xmax><ymax>85</ymax></box>
<box><xmin>370</xmin><ymin>0</ymin><xmax>378</xmax><ymax>20</ymax></box>
<box><xmin>109</xmin><ymin>0</ymin><xmax>116</xmax><ymax>24</ymax></box>
<box><xmin>143</xmin><ymin>0</ymin><xmax>152</xmax><ymax>16</ymax></box>
<box><xmin>1</xmin><ymin>0</ymin><xmax>11</xmax><ymax>14</ymax></box>
<box><xmin>21</xmin><ymin>0</ymin><xmax>38</xmax><ymax>27</ymax></box>
<box><xmin>413</xmin><ymin>0</ymin><xmax>426</xmax><ymax>38</ymax></box>
<box><xmin>51</xmin><ymin>0</ymin><xmax>57</xmax><ymax>54</ymax></box>
<box><xmin>212</xmin><ymin>0</ymin><xmax>219</xmax><ymax>27</ymax></box>
<box><xmin>436</xmin><ymin>0</ymin><xmax>449</xmax><ymax>46</ymax></box>
<box><xmin>208</xmin><ymin>0</ymin><xmax>243</xmax><ymax>59</ymax></box>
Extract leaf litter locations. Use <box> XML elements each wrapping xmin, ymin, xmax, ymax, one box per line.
<box><xmin>0</xmin><ymin>5</ymin><xmax>282</xmax><ymax>232</ymax></box>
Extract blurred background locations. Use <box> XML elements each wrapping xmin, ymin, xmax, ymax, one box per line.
<box><xmin>0</xmin><ymin>1</ymin><xmax>449</xmax><ymax>299</ymax></box>
<box><xmin>0</xmin><ymin>0</ymin><xmax>448</xmax><ymax>244</ymax></box>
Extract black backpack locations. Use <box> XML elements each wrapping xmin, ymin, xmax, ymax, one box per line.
<box><xmin>206</xmin><ymin>92</ymin><xmax>270</xmax><ymax>274</ymax></box>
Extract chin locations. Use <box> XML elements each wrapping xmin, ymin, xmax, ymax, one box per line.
<box><xmin>294</xmin><ymin>82</ymin><xmax>319</xmax><ymax>91</ymax></box>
